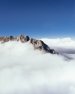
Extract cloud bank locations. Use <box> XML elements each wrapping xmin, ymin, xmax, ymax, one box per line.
<box><xmin>0</xmin><ymin>38</ymin><xmax>75</xmax><ymax>94</ymax></box>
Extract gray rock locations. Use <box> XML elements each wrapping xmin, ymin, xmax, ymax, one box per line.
<box><xmin>0</xmin><ymin>34</ymin><xmax>57</xmax><ymax>54</ymax></box>
<box><xmin>9</xmin><ymin>36</ymin><xmax>14</xmax><ymax>40</ymax></box>
<box><xmin>17</xmin><ymin>35</ymin><xmax>30</xmax><ymax>43</ymax></box>
<box><xmin>30</xmin><ymin>38</ymin><xmax>56</xmax><ymax>54</ymax></box>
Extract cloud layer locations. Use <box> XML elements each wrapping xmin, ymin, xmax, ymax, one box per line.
<box><xmin>0</xmin><ymin>38</ymin><xmax>75</xmax><ymax>94</ymax></box>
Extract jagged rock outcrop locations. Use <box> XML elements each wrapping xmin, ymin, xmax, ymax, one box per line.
<box><xmin>0</xmin><ymin>34</ymin><xmax>57</xmax><ymax>54</ymax></box>
<box><xmin>30</xmin><ymin>38</ymin><xmax>56</xmax><ymax>54</ymax></box>
<box><xmin>0</xmin><ymin>36</ymin><xmax>16</xmax><ymax>43</ymax></box>
<box><xmin>0</xmin><ymin>35</ymin><xmax>30</xmax><ymax>43</ymax></box>
<box><xmin>17</xmin><ymin>35</ymin><xmax>30</xmax><ymax>43</ymax></box>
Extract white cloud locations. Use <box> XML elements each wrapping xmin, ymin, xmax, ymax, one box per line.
<box><xmin>41</xmin><ymin>37</ymin><xmax>75</xmax><ymax>48</ymax></box>
<box><xmin>42</xmin><ymin>38</ymin><xmax>75</xmax><ymax>55</ymax></box>
<box><xmin>0</xmin><ymin>38</ymin><xmax>75</xmax><ymax>94</ymax></box>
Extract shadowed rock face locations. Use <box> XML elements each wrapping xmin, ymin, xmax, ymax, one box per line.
<box><xmin>17</xmin><ymin>35</ymin><xmax>30</xmax><ymax>42</ymax></box>
<box><xmin>0</xmin><ymin>35</ymin><xmax>57</xmax><ymax>54</ymax></box>
<box><xmin>9</xmin><ymin>36</ymin><xmax>14</xmax><ymax>40</ymax></box>
<box><xmin>30</xmin><ymin>38</ymin><xmax>56</xmax><ymax>54</ymax></box>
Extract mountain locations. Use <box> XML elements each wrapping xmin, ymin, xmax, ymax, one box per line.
<box><xmin>0</xmin><ymin>34</ymin><xmax>57</xmax><ymax>54</ymax></box>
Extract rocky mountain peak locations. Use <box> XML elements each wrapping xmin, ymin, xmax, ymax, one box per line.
<box><xmin>0</xmin><ymin>34</ymin><xmax>57</xmax><ymax>54</ymax></box>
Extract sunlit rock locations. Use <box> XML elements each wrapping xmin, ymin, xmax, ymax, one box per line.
<box><xmin>0</xmin><ymin>34</ymin><xmax>57</xmax><ymax>54</ymax></box>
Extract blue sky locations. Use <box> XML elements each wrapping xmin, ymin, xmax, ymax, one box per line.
<box><xmin>0</xmin><ymin>0</ymin><xmax>75</xmax><ymax>38</ymax></box>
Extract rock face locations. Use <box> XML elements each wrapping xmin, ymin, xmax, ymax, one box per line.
<box><xmin>17</xmin><ymin>35</ymin><xmax>30</xmax><ymax>43</ymax></box>
<box><xmin>30</xmin><ymin>38</ymin><xmax>56</xmax><ymax>54</ymax></box>
<box><xmin>0</xmin><ymin>36</ymin><xmax>16</xmax><ymax>43</ymax></box>
<box><xmin>0</xmin><ymin>34</ymin><xmax>57</xmax><ymax>54</ymax></box>
<box><xmin>0</xmin><ymin>35</ymin><xmax>30</xmax><ymax>43</ymax></box>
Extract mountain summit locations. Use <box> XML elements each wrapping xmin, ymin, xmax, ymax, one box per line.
<box><xmin>0</xmin><ymin>35</ymin><xmax>57</xmax><ymax>54</ymax></box>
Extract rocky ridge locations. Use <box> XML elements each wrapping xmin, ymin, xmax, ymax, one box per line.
<box><xmin>0</xmin><ymin>35</ymin><xmax>57</xmax><ymax>54</ymax></box>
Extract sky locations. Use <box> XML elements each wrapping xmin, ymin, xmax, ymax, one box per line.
<box><xmin>0</xmin><ymin>0</ymin><xmax>75</xmax><ymax>38</ymax></box>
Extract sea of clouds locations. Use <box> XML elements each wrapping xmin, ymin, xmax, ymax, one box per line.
<box><xmin>0</xmin><ymin>38</ymin><xmax>75</xmax><ymax>94</ymax></box>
